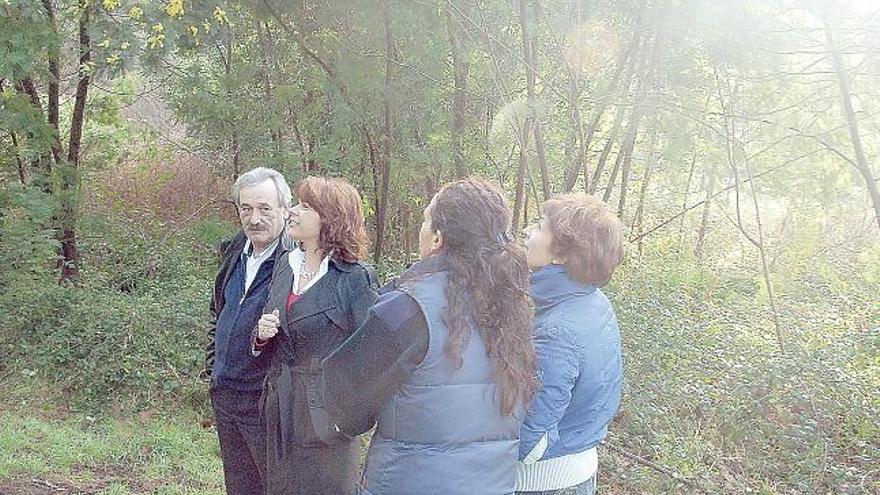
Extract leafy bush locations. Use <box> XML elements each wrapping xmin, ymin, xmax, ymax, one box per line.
<box><xmin>605</xmin><ymin>248</ymin><xmax>879</xmax><ymax>494</ymax></box>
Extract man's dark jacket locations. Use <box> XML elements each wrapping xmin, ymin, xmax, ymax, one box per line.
<box><xmin>205</xmin><ymin>230</ymin><xmax>285</xmax><ymax>379</ymax></box>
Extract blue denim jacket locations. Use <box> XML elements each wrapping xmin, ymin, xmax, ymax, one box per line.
<box><xmin>518</xmin><ymin>264</ymin><xmax>623</xmax><ymax>461</ymax></box>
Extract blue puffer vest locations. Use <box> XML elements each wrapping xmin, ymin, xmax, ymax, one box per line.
<box><xmin>362</xmin><ymin>270</ymin><xmax>522</xmax><ymax>495</ymax></box>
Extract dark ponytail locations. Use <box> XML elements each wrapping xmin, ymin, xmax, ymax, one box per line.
<box><xmin>429</xmin><ymin>179</ymin><xmax>538</xmax><ymax>415</ymax></box>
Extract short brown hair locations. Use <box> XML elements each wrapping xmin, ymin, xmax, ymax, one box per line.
<box><xmin>295</xmin><ymin>176</ymin><xmax>368</xmax><ymax>263</ymax></box>
<box><xmin>542</xmin><ymin>193</ymin><xmax>624</xmax><ymax>286</ymax></box>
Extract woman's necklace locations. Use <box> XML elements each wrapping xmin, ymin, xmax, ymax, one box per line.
<box><xmin>299</xmin><ymin>251</ymin><xmax>318</xmax><ymax>280</ymax></box>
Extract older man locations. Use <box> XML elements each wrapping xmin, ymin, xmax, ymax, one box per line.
<box><xmin>205</xmin><ymin>167</ymin><xmax>290</xmax><ymax>495</ymax></box>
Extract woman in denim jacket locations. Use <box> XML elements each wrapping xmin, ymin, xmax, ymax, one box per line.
<box><xmin>517</xmin><ymin>193</ymin><xmax>625</xmax><ymax>495</ymax></box>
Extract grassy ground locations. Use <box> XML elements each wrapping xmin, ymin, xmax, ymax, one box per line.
<box><xmin>0</xmin><ymin>406</ymin><xmax>223</xmax><ymax>495</ymax></box>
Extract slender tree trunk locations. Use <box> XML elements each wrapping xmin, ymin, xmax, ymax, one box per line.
<box><xmin>695</xmin><ymin>172</ymin><xmax>713</xmax><ymax>261</ymax></box>
<box><xmin>366</xmin><ymin>130</ymin><xmax>380</xmax><ymax>238</ymax></box>
<box><xmin>59</xmin><ymin>0</ymin><xmax>92</xmax><ymax>283</ymax></box>
<box><xmin>615</xmin><ymin>15</ymin><xmax>666</xmax><ymax>218</ymax></box>
<box><xmin>825</xmin><ymin>24</ymin><xmax>880</xmax><ymax>230</ymax></box>
<box><xmin>718</xmin><ymin>67</ymin><xmax>785</xmax><ymax>353</ymax></box>
<box><xmin>602</xmin><ymin>147</ymin><xmax>625</xmax><ymax>202</ymax></box>
<box><xmin>42</xmin><ymin>0</ymin><xmax>63</xmax><ymax>168</ymax></box>
<box><xmin>1</xmin><ymin>78</ymin><xmax>28</xmax><ymax>184</ymax></box>
<box><xmin>447</xmin><ymin>0</ymin><xmax>469</xmax><ymax>178</ymax></box>
<box><xmin>6</xmin><ymin>130</ymin><xmax>28</xmax><ymax>185</ymax></box>
<box><xmin>563</xmin><ymin>28</ymin><xmax>639</xmax><ymax>192</ymax></box>
<box><xmin>633</xmin><ymin>131</ymin><xmax>657</xmax><ymax>256</ymax></box>
<box><xmin>16</xmin><ymin>78</ymin><xmax>57</xmax><ymax>184</ymax></box>
<box><xmin>677</xmin><ymin>150</ymin><xmax>697</xmax><ymax>251</ymax></box>
<box><xmin>743</xmin><ymin>154</ymin><xmax>785</xmax><ymax>354</ymax></box>
<box><xmin>512</xmin><ymin>122</ymin><xmax>531</xmax><ymax>230</ymax></box>
<box><xmin>519</xmin><ymin>0</ymin><xmax>551</xmax><ymax>200</ymax></box>
<box><xmin>374</xmin><ymin>0</ymin><xmax>396</xmax><ymax>263</ymax></box>
<box><xmin>224</xmin><ymin>26</ymin><xmax>241</xmax><ymax>178</ymax></box>
<box><xmin>591</xmin><ymin>105</ymin><xmax>625</xmax><ymax>193</ymax></box>
<box><xmin>255</xmin><ymin>21</ymin><xmax>281</xmax><ymax>154</ymax></box>
<box><xmin>402</xmin><ymin>205</ymin><xmax>412</xmax><ymax>265</ymax></box>
<box><xmin>589</xmin><ymin>30</ymin><xmax>643</xmax><ymax>194</ymax></box>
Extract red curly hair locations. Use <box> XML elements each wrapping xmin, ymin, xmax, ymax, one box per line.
<box><xmin>295</xmin><ymin>176</ymin><xmax>368</xmax><ymax>263</ymax></box>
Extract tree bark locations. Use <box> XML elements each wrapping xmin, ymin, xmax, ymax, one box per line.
<box><xmin>591</xmin><ymin>105</ymin><xmax>625</xmax><ymax>194</ymax></box>
<box><xmin>632</xmin><ymin>131</ymin><xmax>657</xmax><ymax>256</ymax></box>
<box><xmin>512</xmin><ymin>121</ymin><xmax>532</xmax><ymax>231</ymax></box>
<box><xmin>677</xmin><ymin>150</ymin><xmax>697</xmax><ymax>251</ymax></box>
<box><xmin>614</xmin><ymin>13</ymin><xmax>667</xmax><ymax>218</ymax></box>
<box><xmin>588</xmin><ymin>30</ymin><xmax>643</xmax><ymax>194</ymax></box>
<box><xmin>563</xmin><ymin>26</ymin><xmax>640</xmax><ymax>192</ymax></box>
<box><xmin>694</xmin><ymin>172</ymin><xmax>713</xmax><ymax>261</ymax></box>
<box><xmin>374</xmin><ymin>0</ymin><xmax>396</xmax><ymax>263</ymax></box>
<box><xmin>447</xmin><ymin>0</ymin><xmax>469</xmax><ymax>178</ymax></box>
<box><xmin>825</xmin><ymin>24</ymin><xmax>880</xmax><ymax>230</ymax></box>
<box><xmin>59</xmin><ymin>0</ymin><xmax>92</xmax><ymax>282</ymax></box>
<box><xmin>519</xmin><ymin>0</ymin><xmax>551</xmax><ymax>200</ymax></box>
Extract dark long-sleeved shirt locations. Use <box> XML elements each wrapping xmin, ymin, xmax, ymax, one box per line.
<box><xmin>322</xmin><ymin>281</ymin><xmax>430</xmax><ymax>436</ymax></box>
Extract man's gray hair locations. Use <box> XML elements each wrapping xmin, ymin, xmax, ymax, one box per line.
<box><xmin>231</xmin><ymin>167</ymin><xmax>292</xmax><ymax>207</ymax></box>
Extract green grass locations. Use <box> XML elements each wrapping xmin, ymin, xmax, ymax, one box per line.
<box><xmin>0</xmin><ymin>409</ymin><xmax>223</xmax><ymax>495</ymax></box>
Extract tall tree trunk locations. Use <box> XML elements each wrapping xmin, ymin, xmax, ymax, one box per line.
<box><xmin>9</xmin><ymin>132</ymin><xmax>28</xmax><ymax>185</ymax></box>
<box><xmin>512</xmin><ymin>122</ymin><xmax>531</xmax><ymax>230</ymax></box>
<box><xmin>59</xmin><ymin>0</ymin><xmax>92</xmax><ymax>283</ymax></box>
<box><xmin>374</xmin><ymin>0</ymin><xmax>396</xmax><ymax>263</ymax></box>
<box><xmin>519</xmin><ymin>0</ymin><xmax>551</xmax><ymax>200</ymax></box>
<box><xmin>718</xmin><ymin>68</ymin><xmax>784</xmax><ymax>354</ymax></box>
<box><xmin>402</xmin><ymin>205</ymin><xmax>412</xmax><ymax>265</ymax></box>
<box><xmin>602</xmin><ymin>147</ymin><xmax>625</xmax><ymax>202</ymax></box>
<box><xmin>591</xmin><ymin>105</ymin><xmax>625</xmax><ymax>194</ymax></box>
<box><xmin>825</xmin><ymin>24</ymin><xmax>880</xmax><ymax>230</ymax></box>
<box><xmin>42</xmin><ymin>0</ymin><xmax>62</xmax><ymax>167</ymax></box>
<box><xmin>2</xmin><ymin>78</ymin><xmax>28</xmax><ymax>184</ymax></box>
<box><xmin>677</xmin><ymin>150</ymin><xmax>697</xmax><ymax>251</ymax></box>
<box><xmin>615</xmin><ymin>13</ymin><xmax>666</xmax><ymax>218</ymax></box>
<box><xmin>694</xmin><ymin>172</ymin><xmax>713</xmax><ymax>261</ymax></box>
<box><xmin>255</xmin><ymin>21</ymin><xmax>281</xmax><ymax>155</ymax></box>
<box><xmin>447</xmin><ymin>0</ymin><xmax>469</xmax><ymax>178</ymax></box>
<box><xmin>632</xmin><ymin>131</ymin><xmax>657</xmax><ymax>256</ymax></box>
<box><xmin>588</xmin><ymin>30</ymin><xmax>643</xmax><ymax>194</ymax></box>
<box><xmin>225</xmin><ymin>27</ymin><xmax>242</xmax><ymax>178</ymax></box>
<box><xmin>563</xmin><ymin>26</ymin><xmax>640</xmax><ymax>192</ymax></box>
<box><xmin>366</xmin><ymin>130</ymin><xmax>380</xmax><ymax>241</ymax></box>
<box><xmin>743</xmin><ymin>154</ymin><xmax>785</xmax><ymax>354</ymax></box>
<box><xmin>16</xmin><ymin>78</ymin><xmax>57</xmax><ymax>185</ymax></box>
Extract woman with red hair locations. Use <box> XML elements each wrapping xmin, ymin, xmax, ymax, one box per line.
<box><xmin>255</xmin><ymin>176</ymin><xmax>378</xmax><ymax>495</ymax></box>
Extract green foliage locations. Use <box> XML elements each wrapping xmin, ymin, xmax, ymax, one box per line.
<box><xmin>605</xmin><ymin>247</ymin><xmax>879</xmax><ymax>494</ymax></box>
<box><xmin>0</xmin><ymin>210</ymin><xmax>233</xmax><ymax>412</ymax></box>
<box><xmin>0</xmin><ymin>184</ymin><xmax>59</xmax><ymax>287</ymax></box>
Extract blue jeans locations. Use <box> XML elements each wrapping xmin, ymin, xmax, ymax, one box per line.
<box><xmin>516</xmin><ymin>473</ymin><xmax>598</xmax><ymax>495</ymax></box>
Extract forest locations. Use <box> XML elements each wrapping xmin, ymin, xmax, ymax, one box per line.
<box><xmin>0</xmin><ymin>0</ymin><xmax>878</xmax><ymax>493</ymax></box>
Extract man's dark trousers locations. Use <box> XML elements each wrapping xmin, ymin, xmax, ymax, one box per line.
<box><xmin>211</xmin><ymin>386</ymin><xmax>266</xmax><ymax>495</ymax></box>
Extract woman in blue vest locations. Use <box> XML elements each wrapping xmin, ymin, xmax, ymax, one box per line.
<box><xmin>255</xmin><ymin>176</ymin><xmax>379</xmax><ymax>495</ymax></box>
<box><xmin>319</xmin><ymin>178</ymin><xmax>539</xmax><ymax>495</ymax></box>
<box><xmin>516</xmin><ymin>193</ymin><xmax>625</xmax><ymax>495</ymax></box>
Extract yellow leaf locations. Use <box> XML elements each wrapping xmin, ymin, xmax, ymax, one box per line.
<box><xmin>189</xmin><ymin>25</ymin><xmax>198</xmax><ymax>36</ymax></box>
<box><xmin>102</xmin><ymin>0</ymin><xmax>120</xmax><ymax>11</ymax></box>
<box><xmin>129</xmin><ymin>6</ymin><xmax>143</xmax><ymax>20</ymax></box>
<box><xmin>166</xmin><ymin>0</ymin><xmax>184</xmax><ymax>18</ymax></box>
<box><xmin>147</xmin><ymin>34</ymin><xmax>166</xmax><ymax>49</ymax></box>
<box><xmin>213</xmin><ymin>6</ymin><xmax>227</xmax><ymax>25</ymax></box>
